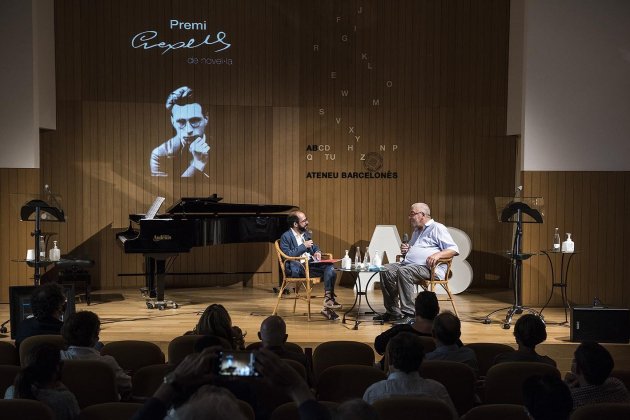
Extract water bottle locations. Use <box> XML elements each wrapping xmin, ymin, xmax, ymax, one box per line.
<box><xmin>553</xmin><ymin>228</ymin><xmax>561</xmax><ymax>251</ymax></box>
<box><xmin>373</xmin><ymin>250</ymin><xmax>382</xmax><ymax>267</ymax></box>
<box><xmin>39</xmin><ymin>237</ymin><xmax>46</xmax><ymax>258</ymax></box>
<box><xmin>341</xmin><ymin>250</ymin><xmax>351</xmax><ymax>270</ymax></box>
<box><xmin>354</xmin><ymin>246</ymin><xmax>361</xmax><ymax>269</ymax></box>
<box><xmin>363</xmin><ymin>247</ymin><xmax>370</xmax><ymax>270</ymax></box>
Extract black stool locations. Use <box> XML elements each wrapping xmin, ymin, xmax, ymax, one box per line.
<box><xmin>56</xmin><ymin>257</ymin><xmax>95</xmax><ymax>305</ymax></box>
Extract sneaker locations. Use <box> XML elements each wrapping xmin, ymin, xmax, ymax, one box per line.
<box><xmin>323</xmin><ymin>297</ymin><xmax>342</xmax><ymax>309</ymax></box>
<box><xmin>321</xmin><ymin>308</ymin><xmax>340</xmax><ymax>320</ymax></box>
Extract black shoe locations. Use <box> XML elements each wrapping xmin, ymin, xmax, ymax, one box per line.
<box><xmin>392</xmin><ymin>316</ymin><xmax>414</xmax><ymax>325</ymax></box>
<box><xmin>321</xmin><ymin>308</ymin><xmax>339</xmax><ymax>321</ymax></box>
<box><xmin>373</xmin><ymin>313</ymin><xmax>402</xmax><ymax>322</ymax></box>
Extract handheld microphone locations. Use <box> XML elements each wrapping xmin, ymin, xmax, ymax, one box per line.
<box><xmin>303</xmin><ymin>230</ymin><xmax>312</xmax><ymax>241</ymax></box>
<box><xmin>402</xmin><ymin>233</ymin><xmax>409</xmax><ymax>244</ymax></box>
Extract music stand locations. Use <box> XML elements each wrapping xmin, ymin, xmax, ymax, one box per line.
<box><xmin>483</xmin><ymin>197</ymin><xmax>544</xmax><ymax>329</ymax></box>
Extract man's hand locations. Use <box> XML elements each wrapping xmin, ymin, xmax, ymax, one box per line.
<box><xmin>170</xmin><ymin>346</ymin><xmax>219</xmax><ymax>389</ymax></box>
<box><xmin>426</xmin><ymin>252</ymin><xmax>442</xmax><ymax>268</ymax></box>
<box><xmin>314</xmin><ymin>251</ymin><xmax>322</xmax><ymax>261</ymax></box>
<box><xmin>400</xmin><ymin>243</ymin><xmax>410</xmax><ymax>255</ymax></box>
<box><xmin>304</xmin><ymin>240</ymin><xmax>314</xmax><ymax>249</ymax></box>
<box><xmin>189</xmin><ymin>136</ymin><xmax>210</xmax><ymax>170</ymax></box>
<box><xmin>254</xmin><ymin>348</ymin><xmax>313</xmax><ymax>404</ymax></box>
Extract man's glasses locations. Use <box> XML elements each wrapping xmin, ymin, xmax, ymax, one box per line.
<box><xmin>298</xmin><ymin>218</ymin><xmax>308</xmax><ymax>224</ymax></box>
<box><xmin>175</xmin><ymin>117</ymin><xmax>203</xmax><ymax>129</ymax></box>
<box><xmin>409</xmin><ymin>211</ymin><xmax>425</xmax><ymax>217</ymax></box>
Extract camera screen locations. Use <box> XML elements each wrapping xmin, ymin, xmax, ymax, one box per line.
<box><xmin>218</xmin><ymin>351</ymin><xmax>259</xmax><ymax>377</ymax></box>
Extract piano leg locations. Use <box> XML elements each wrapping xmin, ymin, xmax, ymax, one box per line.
<box><xmin>143</xmin><ymin>253</ymin><xmax>179</xmax><ymax>310</ymax></box>
<box><xmin>146</xmin><ymin>256</ymin><xmax>157</xmax><ymax>298</ymax></box>
<box><xmin>155</xmin><ymin>258</ymin><xmax>166</xmax><ymax>302</ymax></box>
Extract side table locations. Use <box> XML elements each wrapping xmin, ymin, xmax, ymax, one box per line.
<box><xmin>540</xmin><ymin>250</ymin><xmax>579</xmax><ymax>324</ymax></box>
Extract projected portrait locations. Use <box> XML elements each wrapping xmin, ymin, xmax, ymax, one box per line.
<box><xmin>150</xmin><ymin>86</ymin><xmax>210</xmax><ymax>177</ymax></box>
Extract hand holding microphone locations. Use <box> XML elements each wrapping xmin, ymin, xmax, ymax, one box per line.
<box><xmin>303</xmin><ymin>231</ymin><xmax>314</xmax><ymax>249</ymax></box>
<box><xmin>401</xmin><ymin>233</ymin><xmax>410</xmax><ymax>255</ymax></box>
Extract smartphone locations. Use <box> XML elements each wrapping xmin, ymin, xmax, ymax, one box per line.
<box><xmin>217</xmin><ymin>350</ymin><xmax>260</xmax><ymax>377</ymax></box>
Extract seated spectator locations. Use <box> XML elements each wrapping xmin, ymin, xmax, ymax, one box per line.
<box><xmin>522</xmin><ymin>374</ymin><xmax>573</xmax><ymax>420</ymax></box>
<box><xmin>493</xmin><ymin>314</ymin><xmax>556</xmax><ymax>367</ymax></box>
<box><xmin>189</xmin><ymin>303</ymin><xmax>245</xmax><ymax>349</ymax></box>
<box><xmin>362</xmin><ymin>332</ymin><xmax>456</xmax><ymax>416</ymax></box>
<box><xmin>258</xmin><ymin>315</ymin><xmax>307</xmax><ymax>368</ymax></box>
<box><xmin>14</xmin><ymin>283</ymin><xmax>67</xmax><ymax>350</ymax></box>
<box><xmin>565</xmin><ymin>341</ymin><xmax>630</xmax><ymax>408</ymax></box>
<box><xmin>173</xmin><ymin>385</ymin><xmax>248</xmax><ymax>420</ymax></box>
<box><xmin>374</xmin><ymin>291</ymin><xmax>440</xmax><ymax>369</ymax></box>
<box><xmin>60</xmin><ymin>311</ymin><xmax>132</xmax><ymax>398</ymax></box>
<box><xmin>425</xmin><ymin>311</ymin><xmax>478</xmax><ymax>375</ymax></box>
<box><xmin>5</xmin><ymin>343</ymin><xmax>80</xmax><ymax>420</ymax></box>
<box><xmin>333</xmin><ymin>398</ymin><xmax>379</xmax><ymax>420</ymax></box>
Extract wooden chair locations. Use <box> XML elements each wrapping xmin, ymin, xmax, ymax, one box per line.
<box><xmin>78</xmin><ymin>402</ymin><xmax>143</xmax><ymax>420</ymax></box>
<box><xmin>312</xmin><ymin>341</ymin><xmax>375</xmax><ymax>382</ymax></box>
<box><xmin>0</xmin><ymin>341</ymin><xmax>19</xmax><ymax>365</ymax></box>
<box><xmin>19</xmin><ymin>335</ymin><xmax>66</xmax><ymax>366</ymax></box>
<box><xmin>420</xmin><ymin>360</ymin><xmax>476</xmax><ymax>415</ymax></box>
<box><xmin>464</xmin><ymin>343</ymin><xmax>515</xmax><ymax>377</ymax></box>
<box><xmin>272</xmin><ymin>240</ymin><xmax>331</xmax><ymax>321</ymax></box>
<box><xmin>570</xmin><ymin>402</ymin><xmax>630</xmax><ymax>420</ymax></box>
<box><xmin>461</xmin><ymin>404</ymin><xmax>530</xmax><ymax>420</ymax></box>
<box><xmin>61</xmin><ymin>360</ymin><xmax>119</xmax><ymax>408</ymax></box>
<box><xmin>101</xmin><ymin>340</ymin><xmax>165</xmax><ymax>375</ymax></box>
<box><xmin>315</xmin><ymin>365</ymin><xmax>386</xmax><ymax>402</ymax></box>
<box><xmin>0</xmin><ymin>399</ymin><xmax>55</xmax><ymax>419</ymax></box>
<box><xmin>416</xmin><ymin>257</ymin><xmax>458</xmax><ymax>317</ymax></box>
<box><xmin>372</xmin><ymin>396</ymin><xmax>453</xmax><ymax>420</ymax></box>
<box><xmin>483</xmin><ymin>362</ymin><xmax>560</xmax><ymax>404</ymax></box>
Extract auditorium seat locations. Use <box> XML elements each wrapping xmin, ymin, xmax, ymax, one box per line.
<box><xmin>78</xmin><ymin>402</ymin><xmax>143</xmax><ymax>420</ymax></box>
<box><xmin>312</xmin><ymin>341</ymin><xmax>375</xmax><ymax>381</ymax></box>
<box><xmin>270</xmin><ymin>401</ymin><xmax>339</xmax><ymax>420</ymax></box>
<box><xmin>19</xmin><ymin>335</ymin><xmax>66</xmax><ymax>366</ymax></box>
<box><xmin>245</xmin><ymin>341</ymin><xmax>304</xmax><ymax>354</ymax></box>
<box><xmin>461</xmin><ymin>404</ymin><xmax>530</xmax><ymax>420</ymax></box>
<box><xmin>372</xmin><ymin>396</ymin><xmax>453</xmax><ymax>420</ymax></box>
<box><xmin>0</xmin><ymin>342</ymin><xmax>19</xmax><ymax>365</ymax></box>
<box><xmin>420</xmin><ymin>360</ymin><xmax>476</xmax><ymax>415</ymax></box>
<box><xmin>570</xmin><ymin>403</ymin><xmax>630</xmax><ymax>419</ymax></box>
<box><xmin>236</xmin><ymin>399</ymin><xmax>255</xmax><ymax>420</ymax></box>
<box><xmin>0</xmin><ymin>365</ymin><xmax>20</xmax><ymax>397</ymax></box>
<box><xmin>131</xmin><ymin>364</ymin><xmax>174</xmax><ymax>399</ymax></box>
<box><xmin>101</xmin><ymin>340</ymin><xmax>165</xmax><ymax>375</ymax></box>
<box><xmin>483</xmin><ymin>362</ymin><xmax>560</xmax><ymax>404</ymax></box>
<box><xmin>61</xmin><ymin>359</ymin><xmax>119</xmax><ymax>408</ymax></box>
<box><xmin>315</xmin><ymin>365</ymin><xmax>386</xmax><ymax>402</ymax></box>
<box><xmin>464</xmin><ymin>343</ymin><xmax>515</xmax><ymax>377</ymax></box>
<box><xmin>0</xmin><ymin>399</ymin><xmax>55</xmax><ymax>419</ymax></box>
<box><xmin>168</xmin><ymin>334</ymin><xmax>231</xmax><ymax>365</ymax></box>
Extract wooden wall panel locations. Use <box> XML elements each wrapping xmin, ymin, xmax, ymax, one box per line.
<box><xmin>522</xmin><ymin>172</ymin><xmax>630</xmax><ymax>307</ymax></box>
<box><xmin>2</xmin><ymin>0</ymin><xmax>522</xmax><ymax>301</ymax></box>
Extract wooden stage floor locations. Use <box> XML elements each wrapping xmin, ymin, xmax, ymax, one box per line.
<box><xmin>2</xmin><ymin>284</ymin><xmax>629</xmax><ymax>373</ymax></box>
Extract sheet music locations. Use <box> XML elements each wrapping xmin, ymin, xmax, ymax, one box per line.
<box><xmin>144</xmin><ymin>197</ymin><xmax>166</xmax><ymax>220</ymax></box>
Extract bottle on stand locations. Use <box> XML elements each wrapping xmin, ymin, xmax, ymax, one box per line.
<box><xmin>49</xmin><ymin>241</ymin><xmax>61</xmax><ymax>262</ymax></box>
<box><xmin>363</xmin><ymin>247</ymin><xmax>371</xmax><ymax>270</ymax></box>
<box><xmin>561</xmin><ymin>233</ymin><xmax>574</xmax><ymax>253</ymax></box>
<box><xmin>39</xmin><ymin>237</ymin><xmax>46</xmax><ymax>259</ymax></box>
<box><xmin>354</xmin><ymin>246</ymin><xmax>362</xmax><ymax>269</ymax></box>
<box><xmin>341</xmin><ymin>250</ymin><xmax>351</xmax><ymax>270</ymax></box>
<box><xmin>553</xmin><ymin>228</ymin><xmax>561</xmax><ymax>251</ymax></box>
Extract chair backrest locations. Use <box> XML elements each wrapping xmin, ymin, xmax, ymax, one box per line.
<box><xmin>78</xmin><ymin>402</ymin><xmax>143</xmax><ymax>420</ymax></box>
<box><xmin>283</xmin><ymin>358</ymin><xmax>308</xmax><ymax>380</ymax></box>
<box><xmin>430</xmin><ymin>258</ymin><xmax>453</xmax><ymax>281</ymax></box>
<box><xmin>372</xmin><ymin>396</ymin><xmax>453</xmax><ymax>420</ymax></box>
<box><xmin>61</xmin><ymin>360</ymin><xmax>119</xmax><ymax>408</ymax></box>
<box><xmin>235</xmin><ymin>399</ymin><xmax>255</xmax><ymax>420</ymax></box>
<box><xmin>315</xmin><ymin>365</ymin><xmax>386</xmax><ymax>402</ymax></box>
<box><xmin>19</xmin><ymin>335</ymin><xmax>66</xmax><ymax>366</ymax></box>
<box><xmin>570</xmin><ymin>402</ymin><xmax>630</xmax><ymax>420</ymax></box>
<box><xmin>420</xmin><ymin>360</ymin><xmax>476</xmax><ymax>415</ymax></box>
<box><xmin>245</xmin><ymin>341</ymin><xmax>304</xmax><ymax>354</ymax></box>
<box><xmin>461</xmin><ymin>404</ymin><xmax>530</xmax><ymax>420</ymax></box>
<box><xmin>484</xmin><ymin>362</ymin><xmax>560</xmax><ymax>404</ymax></box>
<box><xmin>312</xmin><ymin>341</ymin><xmax>375</xmax><ymax>381</ymax></box>
<box><xmin>274</xmin><ymin>240</ymin><xmax>288</xmax><ymax>279</ymax></box>
<box><xmin>464</xmin><ymin>343</ymin><xmax>515</xmax><ymax>377</ymax></box>
<box><xmin>0</xmin><ymin>365</ymin><xmax>20</xmax><ymax>397</ymax></box>
<box><xmin>0</xmin><ymin>398</ymin><xmax>55</xmax><ymax>419</ymax></box>
<box><xmin>270</xmin><ymin>401</ymin><xmax>339</xmax><ymax>420</ymax></box>
<box><xmin>131</xmin><ymin>364</ymin><xmax>174</xmax><ymax>398</ymax></box>
<box><xmin>101</xmin><ymin>340</ymin><xmax>165</xmax><ymax>375</ymax></box>
<box><xmin>168</xmin><ymin>334</ymin><xmax>232</xmax><ymax>365</ymax></box>
<box><xmin>0</xmin><ymin>342</ymin><xmax>19</xmax><ymax>365</ymax></box>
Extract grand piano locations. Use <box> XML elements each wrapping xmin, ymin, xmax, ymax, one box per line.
<box><xmin>117</xmin><ymin>196</ymin><xmax>297</xmax><ymax>308</ymax></box>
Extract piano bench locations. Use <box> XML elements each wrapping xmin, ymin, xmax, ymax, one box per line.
<box><xmin>57</xmin><ymin>258</ymin><xmax>94</xmax><ymax>305</ymax></box>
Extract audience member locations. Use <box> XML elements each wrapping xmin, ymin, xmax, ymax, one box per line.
<box><xmin>374</xmin><ymin>291</ymin><xmax>438</xmax><ymax>355</ymax></box>
<box><xmin>362</xmin><ymin>332</ymin><xmax>456</xmax><ymax>416</ymax></box>
<box><xmin>425</xmin><ymin>311</ymin><xmax>478</xmax><ymax>375</ymax></box>
<box><xmin>493</xmin><ymin>314</ymin><xmax>556</xmax><ymax>367</ymax></box>
<box><xmin>172</xmin><ymin>385</ymin><xmax>248</xmax><ymax>420</ymax></box>
<box><xmin>522</xmin><ymin>374</ymin><xmax>573</xmax><ymax>420</ymax></box>
<box><xmin>4</xmin><ymin>343</ymin><xmax>80</xmax><ymax>420</ymax></box>
<box><xmin>565</xmin><ymin>341</ymin><xmax>630</xmax><ymax>408</ymax></box>
<box><xmin>60</xmin><ymin>311</ymin><xmax>132</xmax><ymax>398</ymax></box>
<box><xmin>14</xmin><ymin>283</ymin><xmax>66</xmax><ymax>350</ymax></box>
<box><xmin>190</xmin><ymin>303</ymin><xmax>245</xmax><ymax>349</ymax></box>
<box><xmin>258</xmin><ymin>315</ymin><xmax>307</xmax><ymax>368</ymax></box>
<box><xmin>333</xmin><ymin>398</ymin><xmax>380</xmax><ymax>420</ymax></box>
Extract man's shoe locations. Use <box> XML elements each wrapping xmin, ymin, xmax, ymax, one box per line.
<box><xmin>324</xmin><ymin>297</ymin><xmax>342</xmax><ymax>309</ymax></box>
<box><xmin>373</xmin><ymin>313</ymin><xmax>402</xmax><ymax>322</ymax></box>
<box><xmin>392</xmin><ymin>316</ymin><xmax>414</xmax><ymax>325</ymax></box>
<box><xmin>321</xmin><ymin>308</ymin><xmax>340</xmax><ymax>320</ymax></box>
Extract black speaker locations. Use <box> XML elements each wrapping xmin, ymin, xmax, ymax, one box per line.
<box><xmin>571</xmin><ymin>306</ymin><xmax>630</xmax><ymax>343</ymax></box>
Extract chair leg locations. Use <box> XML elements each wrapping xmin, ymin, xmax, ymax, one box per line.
<box><xmin>442</xmin><ymin>283</ymin><xmax>459</xmax><ymax>318</ymax></box>
<box><xmin>273</xmin><ymin>281</ymin><xmax>287</xmax><ymax>315</ymax></box>
<box><xmin>293</xmin><ymin>283</ymin><xmax>299</xmax><ymax>314</ymax></box>
<box><xmin>306</xmin><ymin>282</ymin><xmax>311</xmax><ymax>321</ymax></box>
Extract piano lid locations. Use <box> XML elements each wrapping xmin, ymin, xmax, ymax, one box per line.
<box><xmin>166</xmin><ymin>197</ymin><xmax>297</xmax><ymax>214</ymax></box>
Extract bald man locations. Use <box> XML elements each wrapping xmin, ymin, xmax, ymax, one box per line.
<box><xmin>375</xmin><ymin>203</ymin><xmax>459</xmax><ymax>323</ymax></box>
<box><xmin>258</xmin><ymin>315</ymin><xmax>307</xmax><ymax>368</ymax></box>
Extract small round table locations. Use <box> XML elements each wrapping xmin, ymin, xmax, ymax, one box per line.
<box><xmin>540</xmin><ymin>250</ymin><xmax>579</xmax><ymax>324</ymax></box>
<box><xmin>338</xmin><ymin>266</ymin><xmax>387</xmax><ymax>330</ymax></box>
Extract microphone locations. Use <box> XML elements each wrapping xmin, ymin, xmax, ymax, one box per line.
<box><xmin>303</xmin><ymin>230</ymin><xmax>312</xmax><ymax>241</ymax></box>
<box><xmin>402</xmin><ymin>233</ymin><xmax>409</xmax><ymax>244</ymax></box>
